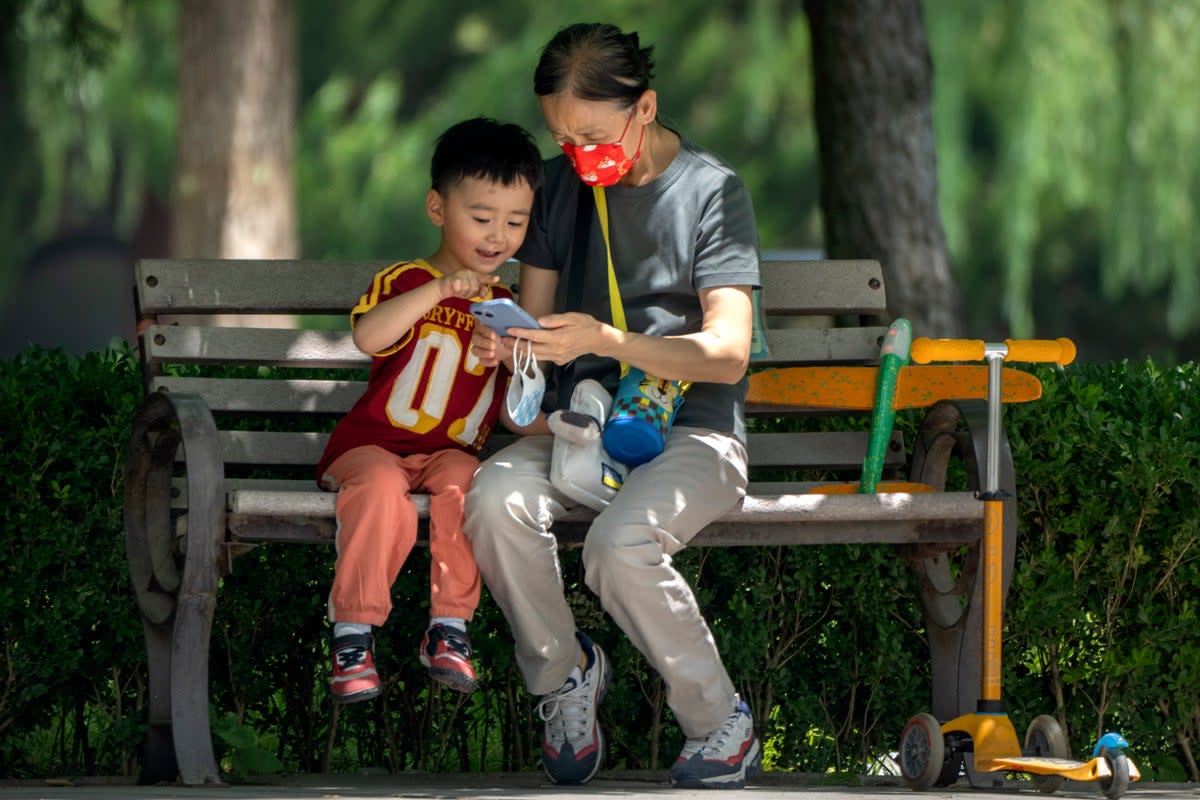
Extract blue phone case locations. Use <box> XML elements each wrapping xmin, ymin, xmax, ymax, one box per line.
<box><xmin>469</xmin><ymin>298</ymin><xmax>541</xmax><ymax>334</ymax></box>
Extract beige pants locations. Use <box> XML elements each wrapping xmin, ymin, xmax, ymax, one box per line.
<box><xmin>463</xmin><ymin>427</ymin><xmax>748</xmax><ymax>738</ymax></box>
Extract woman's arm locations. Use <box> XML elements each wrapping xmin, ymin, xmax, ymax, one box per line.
<box><xmin>498</xmin><ymin>403</ymin><xmax>553</xmax><ymax>436</ymax></box>
<box><xmin>517</xmin><ymin>263</ymin><xmax>558</xmax><ymax>317</ymax></box>
<box><xmin>524</xmin><ymin>284</ymin><xmax>753</xmax><ymax>385</ymax></box>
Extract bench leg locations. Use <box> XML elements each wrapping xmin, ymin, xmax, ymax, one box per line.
<box><xmin>124</xmin><ymin>392</ymin><xmax>226</xmax><ymax>786</ymax></box>
<box><xmin>906</xmin><ymin>400</ymin><xmax>1016</xmax><ymax>789</ymax></box>
<box><xmin>171</xmin><ymin>588</ymin><xmax>222</xmax><ymax>785</ymax></box>
<box><xmin>140</xmin><ymin>617</ymin><xmax>178</xmax><ymax>784</ymax></box>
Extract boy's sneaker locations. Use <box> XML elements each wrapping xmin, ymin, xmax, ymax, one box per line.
<box><xmin>670</xmin><ymin>697</ymin><xmax>762</xmax><ymax>789</ymax></box>
<box><xmin>419</xmin><ymin>624</ymin><xmax>478</xmax><ymax>694</ymax></box>
<box><xmin>536</xmin><ymin>631</ymin><xmax>610</xmax><ymax>785</ymax></box>
<box><xmin>330</xmin><ymin>633</ymin><xmax>382</xmax><ymax>704</ymax></box>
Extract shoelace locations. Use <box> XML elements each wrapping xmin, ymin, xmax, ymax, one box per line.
<box><xmin>335</xmin><ymin>646</ymin><xmax>366</xmax><ymax>670</ymax></box>
<box><xmin>697</xmin><ymin>708</ymin><xmax>741</xmax><ymax>756</ymax></box>
<box><xmin>537</xmin><ymin>678</ymin><xmax>592</xmax><ymax>743</ymax></box>
<box><xmin>438</xmin><ymin>629</ymin><xmax>471</xmax><ymax>659</ymax></box>
<box><xmin>678</xmin><ymin>736</ymin><xmax>705</xmax><ymax>760</ymax></box>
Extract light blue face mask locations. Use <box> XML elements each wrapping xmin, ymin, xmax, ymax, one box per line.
<box><xmin>505</xmin><ymin>337</ymin><xmax>544</xmax><ymax>427</ymax></box>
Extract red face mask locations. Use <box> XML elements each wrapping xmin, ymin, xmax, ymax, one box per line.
<box><xmin>560</xmin><ymin>110</ymin><xmax>645</xmax><ymax>187</ymax></box>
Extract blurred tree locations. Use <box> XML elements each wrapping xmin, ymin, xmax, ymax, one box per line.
<box><xmin>0</xmin><ymin>0</ymin><xmax>120</xmax><ymax>300</ymax></box>
<box><xmin>0</xmin><ymin>1</ymin><xmax>38</xmax><ymax>304</ymax></box>
<box><xmin>173</xmin><ymin>0</ymin><xmax>297</xmax><ymax>259</ymax></box>
<box><xmin>926</xmin><ymin>0</ymin><xmax>1200</xmax><ymax>359</ymax></box>
<box><xmin>805</xmin><ymin>0</ymin><xmax>962</xmax><ymax>337</ymax></box>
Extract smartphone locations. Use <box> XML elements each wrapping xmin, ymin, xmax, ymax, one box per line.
<box><xmin>470</xmin><ymin>298</ymin><xmax>542</xmax><ymax>335</ymax></box>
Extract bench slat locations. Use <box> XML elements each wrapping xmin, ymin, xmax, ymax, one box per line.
<box><xmin>151</xmin><ymin>373</ymin><xmax>905</xmax><ymax>417</ymax></box>
<box><xmin>143</xmin><ymin>324</ymin><xmax>888</xmax><ymax>371</ymax></box>
<box><xmin>136</xmin><ymin>259</ymin><xmax>885</xmax><ymax>317</ymax></box>
<box><xmin>143</xmin><ymin>325</ymin><xmax>368</xmax><ymax>369</ymax></box>
<box><xmin>759</xmin><ymin>259</ymin><xmax>885</xmax><ymax>315</ymax></box>
<box><xmin>206</xmin><ymin>429</ymin><xmax>901</xmax><ymax>471</ymax></box>
<box><xmin>152</xmin><ymin>377</ymin><xmax>365</xmax><ymax>414</ymax></box>
<box><xmin>179</xmin><ymin>477</ymin><xmax>857</xmax><ymax>503</ymax></box>
<box><xmin>763</xmin><ymin>326</ymin><xmax>887</xmax><ymax>364</ymax></box>
<box><xmin>137</xmin><ymin>259</ymin><xmax>394</xmax><ymax>315</ymax></box>
<box><xmin>224</xmin><ymin>489</ymin><xmax>982</xmax><ymax>547</ymax></box>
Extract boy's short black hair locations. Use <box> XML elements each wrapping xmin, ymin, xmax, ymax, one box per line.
<box><xmin>430</xmin><ymin>117</ymin><xmax>544</xmax><ymax>195</ymax></box>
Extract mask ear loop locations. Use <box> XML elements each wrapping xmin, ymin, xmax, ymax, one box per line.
<box><xmin>513</xmin><ymin>336</ymin><xmax>536</xmax><ymax>379</ymax></box>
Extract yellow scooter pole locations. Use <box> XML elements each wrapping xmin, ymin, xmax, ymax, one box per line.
<box><xmin>899</xmin><ymin>338</ymin><xmax>1138</xmax><ymax>799</ymax></box>
<box><xmin>912</xmin><ymin>339</ymin><xmax>1077</xmax><ymax>709</ymax></box>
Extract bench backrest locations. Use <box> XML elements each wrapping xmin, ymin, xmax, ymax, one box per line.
<box><xmin>135</xmin><ymin>257</ymin><xmax>897</xmax><ymax>487</ymax></box>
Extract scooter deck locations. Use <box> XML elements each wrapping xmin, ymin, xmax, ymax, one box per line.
<box><xmin>987</xmin><ymin>755</ymin><xmax>1141</xmax><ymax>782</ymax></box>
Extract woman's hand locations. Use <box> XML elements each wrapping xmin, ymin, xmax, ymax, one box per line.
<box><xmin>512</xmin><ymin>312</ymin><xmax>618</xmax><ymax>365</ymax></box>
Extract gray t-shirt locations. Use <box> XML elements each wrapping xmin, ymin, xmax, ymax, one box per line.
<box><xmin>515</xmin><ymin>138</ymin><xmax>761</xmax><ymax>441</ymax></box>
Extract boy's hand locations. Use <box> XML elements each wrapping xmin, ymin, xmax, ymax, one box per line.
<box><xmin>470</xmin><ymin>324</ymin><xmax>515</xmax><ymax>369</ymax></box>
<box><xmin>440</xmin><ymin>270</ymin><xmax>499</xmax><ymax>300</ymax></box>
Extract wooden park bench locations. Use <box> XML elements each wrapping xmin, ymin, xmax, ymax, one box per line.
<box><xmin>123</xmin><ymin>256</ymin><xmax>1034</xmax><ymax>785</ymax></box>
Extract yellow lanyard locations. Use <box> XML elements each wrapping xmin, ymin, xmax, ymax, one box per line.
<box><xmin>593</xmin><ymin>185</ymin><xmax>627</xmax><ymax>334</ymax></box>
<box><xmin>593</xmin><ymin>185</ymin><xmax>690</xmax><ymax>393</ymax></box>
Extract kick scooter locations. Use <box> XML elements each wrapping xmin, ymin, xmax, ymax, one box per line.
<box><xmin>897</xmin><ymin>337</ymin><xmax>1139</xmax><ymax>799</ymax></box>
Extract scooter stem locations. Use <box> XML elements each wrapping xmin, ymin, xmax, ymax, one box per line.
<box><xmin>980</xmin><ymin>343</ymin><xmax>1008</xmax><ymax>708</ymax></box>
<box><xmin>984</xmin><ymin>347</ymin><xmax>1005</xmax><ymax>496</ymax></box>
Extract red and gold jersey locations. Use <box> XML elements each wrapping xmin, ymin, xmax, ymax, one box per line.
<box><xmin>316</xmin><ymin>260</ymin><xmax>510</xmax><ymax>481</ymax></box>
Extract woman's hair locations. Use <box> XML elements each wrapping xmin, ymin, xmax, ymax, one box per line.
<box><xmin>533</xmin><ymin>22</ymin><xmax>655</xmax><ymax>105</ymax></box>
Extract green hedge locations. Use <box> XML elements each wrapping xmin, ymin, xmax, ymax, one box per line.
<box><xmin>0</xmin><ymin>347</ymin><xmax>1196</xmax><ymax>781</ymax></box>
<box><xmin>1003</xmin><ymin>361</ymin><xmax>1200</xmax><ymax>782</ymax></box>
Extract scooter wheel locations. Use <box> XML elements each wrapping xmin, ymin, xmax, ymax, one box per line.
<box><xmin>1099</xmin><ymin>748</ymin><xmax>1130</xmax><ymax>800</ymax></box>
<box><xmin>899</xmin><ymin>713</ymin><xmax>945</xmax><ymax>791</ymax></box>
<box><xmin>1024</xmin><ymin>714</ymin><xmax>1069</xmax><ymax>794</ymax></box>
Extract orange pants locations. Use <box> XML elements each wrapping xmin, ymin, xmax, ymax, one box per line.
<box><xmin>321</xmin><ymin>445</ymin><xmax>481</xmax><ymax>626</ymax></box>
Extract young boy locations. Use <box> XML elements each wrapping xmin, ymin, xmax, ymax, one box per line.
<box><xmin>315</xmin><ymin>117</ymin><xmax>544</xmax><ymax>703</ymax></box>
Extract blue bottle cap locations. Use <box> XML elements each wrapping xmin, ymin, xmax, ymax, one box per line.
<box><xmin>602</xmin><ymin>416</ymin><xmax>664</xmax><ymax>467</ymax></box>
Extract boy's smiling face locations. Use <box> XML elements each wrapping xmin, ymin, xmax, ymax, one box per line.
<box><xmin>426</xmin><ymin>176</ymin><xmax>534</xmax><ymax>275</ymax></box>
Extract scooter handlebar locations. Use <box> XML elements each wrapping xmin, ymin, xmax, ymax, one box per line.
<box><xmin>911</xmin><ymin>337</ymin><xmax>1076</xmax><ymax>365</ymax></box>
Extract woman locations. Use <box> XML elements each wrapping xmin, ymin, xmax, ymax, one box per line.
<box><xmin>466</xmin><ymin>22</ymin><xmax>761</xmax><ymax>789</ymax></box>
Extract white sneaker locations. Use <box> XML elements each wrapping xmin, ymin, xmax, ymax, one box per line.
<box><xmin>671</xmin><ymin>696</ymin><xmax>762</xmax><ymax>789</ymax></box>
<box><xmin>537</xmin><ymin>632</ymin><xmax>610</xmax><ymax>784</ymax></box>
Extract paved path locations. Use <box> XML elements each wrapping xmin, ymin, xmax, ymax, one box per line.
<box><xmin>1</xmin><ymin>772</ymin><xmax>1197</xmax><ymax>800</ymax></box>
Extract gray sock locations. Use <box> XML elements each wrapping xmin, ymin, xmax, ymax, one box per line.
<box><xmin>333</xmin><ymin>621</ymin><xmax>371</xmax><ymax>640</ymax></box>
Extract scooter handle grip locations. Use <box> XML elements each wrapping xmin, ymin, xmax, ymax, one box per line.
<box><xmin>911</xmin><ymin>337</ymin><xmax>1076</xmax><ymax>365</ymax></box>
<box><xmin>1003</xmin><ymin>338</ymin><xmax>1076</xmax><ymax>365</ymax></box>
<box><xmin>910</xmin><ymin>338</ymin><xmax>984</xmax><ymax>364</ymax></box>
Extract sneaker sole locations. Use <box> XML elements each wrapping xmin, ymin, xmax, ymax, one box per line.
<box><xmin>671</xmin><ymin>737</ymin><xmax>762</xmax><ymax>790</ymax></box>
<box><xmin>428</xmin><ymin>666</ymin><xmax>478</xmax><ymax>694</ymax></box>
<box><xmin>331</xmin><ymin>685</ymin><xmax>382</xmax><ymax>704</ymax></box>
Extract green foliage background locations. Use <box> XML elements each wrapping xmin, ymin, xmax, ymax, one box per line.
<box><xmin>2</xmin><ymin>0</ymin><xmax>1199</xmax><ymax>361</ymax></box>
<box><xmin>1</xmin><ymin>347</ymin><xmax>1197</xmax><ymax>781</ymax></box>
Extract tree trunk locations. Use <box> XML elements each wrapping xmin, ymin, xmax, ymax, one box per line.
<box><xmin>172</xmin><ymin>0</ymin><xmax>297</xmax><ymax>262</ymax></box>
<box><xmin>804</xmin><ymin>0</ymin><xmax>962</xmax><ymax>337</ymax></box>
